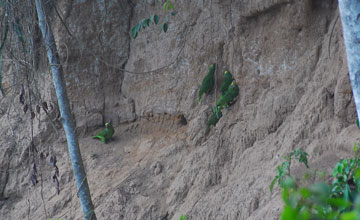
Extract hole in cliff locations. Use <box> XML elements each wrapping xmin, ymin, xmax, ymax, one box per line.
<box><xmin>177</xmin><ymin>114</ymin><xmax>187</xmax><ymax>125</ymax></box>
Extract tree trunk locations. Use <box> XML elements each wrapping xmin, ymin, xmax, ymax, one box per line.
<box><xmin>34</xmin><ymin>0</ymin><xmax>97</xmax><ymax>219</ymax></box>
<box><xmin>338</xmin><ymin>0</ymin><xmax>360</xmax><ymax>122</ymax></box>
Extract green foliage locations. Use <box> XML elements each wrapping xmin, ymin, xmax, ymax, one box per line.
<box><xmin>277</xmin><ymin>142</ymin><xmax>360</xmax><ymax>220</ymax></box>
<box><xmin>293</xmin><ymin>148</ymin><xmax>309</xmax><ymax>168</ymax></box>
<box><xmin>179</xmin><ymin>215</ymin><xmax>188</xmax><ymax>220</ymax></box>
<box><xmin>131</xmin><ymin>16</ymin><xmax>158</xmax><ymax>39</ymax></box>
<box><xmin>331</xmin><ymin>143</ymin><xmax>360</xmax><ymax>202</ymax></box>
<box><xmin>270</xmin><ymin>149</ymin><xmax>309</xmax><ymax>192</ymax></box>
<box><xmin>132</xmin><ymin>0</ymin><xmax>177</xmax><ymax>39</ymax></box>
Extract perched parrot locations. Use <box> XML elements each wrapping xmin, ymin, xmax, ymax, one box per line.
<box><xmin>220</xmin><ymin>70</ymin><xmax>234</xmax><ymax>95</ymax></box>
<box><xmin>93</xmin><ymin>122</ymin><xmax>115</xmax><ymax>144</ymax></box>
<box><xmin>205</xmin><ymin>106</ymin><xmax>222</xmax><ymax>134</ymax></box>
<box><xmin>198</xmin><ymin>64</ymin><xmax>216</xmax><ymax>103</ymax></box>
<box><xmin>216</xmin><ymin>80</ymin><xmax>239</xmax><ymax>110</ymax></box>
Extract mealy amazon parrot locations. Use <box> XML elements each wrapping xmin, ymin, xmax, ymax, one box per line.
<box><xmin>216</xmin><ymin>80</ymin><xmax>239</xmax><ymax>110</ymax></box>
<box><xmin>220</xmin><ymin>70</ymin><xmax>234</xmax><ymax>95</ymax></box>
<box><xmin>205</xmin><ymin>106</ymin><xmax>222</xmax><ymax>134</ymax></box>
<box><xmin>198</xmin><ymin>64</ymin><xmax>216</xmax><ymax>103</ymax></box>
<box><xmin>93</xmin><ymin>122</ymin><xmax>115</xmax><ymax>144</ymax></box>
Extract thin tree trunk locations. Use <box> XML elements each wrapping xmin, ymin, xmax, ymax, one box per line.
<box><xmin>338</xmin><ymin>0</ymin><xmax>360</xmax><ymax>122</ymax></box>
<box><xmin>34</xmin><ymin>0</ymin><xmax>97</xmax><ymax>219</ymax></box>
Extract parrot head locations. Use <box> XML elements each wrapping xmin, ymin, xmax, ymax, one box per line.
<box><xmin>224</xmin><ymin>71</ymin><xmax>229</xmax><ymax>75</ymax></box>
<box><xmin>231</xmin><ymin>81</ymin><xmax>235</xmax><ymax>86</ymax></box>
<box><xmin>105</xmin><ymin>122</ymin><xmax>111</xmax><ymax>128</ymax></box>
<box><xmin>210</xmin><ymin>64</ymin><xmax>215</xmax><ymax>69</ymax></box>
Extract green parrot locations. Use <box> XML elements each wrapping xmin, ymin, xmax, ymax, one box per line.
<box><xmin>220</xmin><ymin>70</ymin><xmax>234</xmax><ymax>95</ymax></box>
<box><xmin>216</xmin><ymin>80</ymin><xmax>239</xmax><ymax>110</ymax></box>
<box><xmin>93</xmin><ymin>122</ymin><xmax>115</xmax><ymax>144</ymax></box>
<box><xmin>198</xmin><ymin>64</ymin><xmax>216</xmax><ymax>103</ymax></box>
<box><xmin>205</xmin><ymin>106</ymin><xmax>223</xmax><ymax>134</ymax></box>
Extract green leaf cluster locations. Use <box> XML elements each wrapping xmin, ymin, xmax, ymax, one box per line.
<box><xmin>131</xmin><ymin>0</ymin><xmax>177</xmax><ymax>39</ymax></box>
<box><xmin>270</xmin><ymin>149</ymin><xmax>309</xmax><ymax>192</ymax></box>
<box><xmin>276</xmin><ymin>143</ymin><xmax>360</xmax><ymax>220</ymax></box>
<box><xmin>331</xmin><ymin>144</ymin><xmax>360</xmax><ymax>203</ymax></box>
<box><xmin>131</xmin><ymin>14</ymin><xmax>159</xmax><ymax>39</ymax></box>
<box><xmin>179</xmin><ymin>215</ymin><xmax>188</xmax><ymax>220</ymax></box>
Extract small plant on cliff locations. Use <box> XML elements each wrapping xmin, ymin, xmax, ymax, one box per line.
<box><xmin>277</xmin><ymin>143</ymin><xmax>360</xmax><ymax>220</ymax></box>
<box><xmin>331</xmin><ymin>142</ymin><xmax>360</xmax><ymax>202</ymax></box>
<box><xmin>131</xmin><ymin>0</ymin><xmax>177</xmax><ymax>39</ymax></box>
<box><xmin>179</xmin><ymin>214</ymin><xmax>188</xmax><ymax>220</ymax></box>
<box><xmin>270</xmin><ymin>148</ymin><xmax>309</xmax><ymax>192</ymax></box>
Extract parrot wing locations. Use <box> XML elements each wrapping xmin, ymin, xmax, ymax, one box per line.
<box><xmin>104</xmin><ymin>127</ymin><xmax>115</xmax><ymax>140</ymax></box>
<box><xmin>198</xmin><ymin>64</ymin><xmax>216</xmax><ymax>103</ymax></box>
<box><xmin>220</xmin><ymin>73</ymin><xmax>234</xmax><ymax>95</ymax></box>
<box><xmin>93</xmin><ymin>128</ymin><xmax>111</xmax><ymax>144</ymax></box>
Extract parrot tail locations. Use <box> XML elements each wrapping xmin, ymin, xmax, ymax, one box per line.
<box><xmin>93</xmin><ymin>135</ymin><xmax>106</xmax><ymax>144</ymax></box>
<box><xmin>198</xmin><ymin>96</ymin><xmax>202</xmax><ymax>104</ymax></box>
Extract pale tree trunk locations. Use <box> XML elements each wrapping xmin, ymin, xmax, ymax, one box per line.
<box><xmin>34</xmin><ymin>0</ymin><xmax>97</xmax><ymax>219</ymax></box>
<box><xmin>338</xmin><ymin>0</ymin><xmax>360</xmax><ymax>122</ymax></box>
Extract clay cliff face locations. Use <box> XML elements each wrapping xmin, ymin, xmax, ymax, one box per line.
<box><xmin>0</xmin><ymin>0</ymin><xmax>357</xmax><ymax>219</ymax></box>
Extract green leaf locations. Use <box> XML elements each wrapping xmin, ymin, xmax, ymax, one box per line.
<box><xmin>328</xmin><ymin>198</ymin><xmax>351</xmax><ymax>209</ymax></box>
<box><xmin>179</xmin><ymin>215</ymin><xmax>187</xmax><ymax>220</ymax></box>
<box><xmin>136</xmin><ymin>23</ymin><xmax>142</xmax><ymax>32</ymax></box>
<box><xmin>344</xmin><ymin>184</ymin><xmax>351</xmax><ymax>202</ymax></box>
<box><xmin>146</xmin><ymin>19</ymin><xmax>151</xmax><ymax>27</ymax></box>
<box><xmin>163</xmin><ymin>23</ymin><xmax>168</xmax><ymax>32</ymax></box>
<box><xmin>169</xmin><ymin>2</ymin><xmax>174</xmax><ymax>10</ymax></box>
<box><xmin>141</xmin><ymin>19</ymin><xmax>148</xmax><ymax>29</ymax></box>
<box><xmin>154</xmin><ymin>14</ymin><xmax>159</xmax><ymax>25</ymax></box>
<box><xmin>334</xmin><ymin>162</ymin><xmax>345</xmax><ymax>177</ymax></box>
<box><xmin>163</xmin><ymin>0</ymin><xmax>169</xmax><ymax>13</ymax></box>
<box><xmin>355</xmin><ymin>142</ymin><xmax>359</xmax><ymax>153</ymax></box>
<box><xmin>300</xmin><ymin>188</ymin><xmax>311</xmax><ymax>199</ymax></box>
<box><xmin>131</xmin><ymin>25</ymin><xmax>138</xmax><ymax>39</ymax></box>
<box><xmin>341</xmin><ymin>211</ymin><xmax>358</xmax><ymax>220</ymax></box>
<box><xmin>270</xmin><ymin>177</ymin><xmax>279</xmax><ymax>192</ymax></box>
<box><xmin>354</xmin><ymin>169</ymin><xmax>360</xmax><ymax>181</ymax></box>
<box><xmin>161</xmin><ymin>23</ymin><xmax>168</xmax><ymax>33</ymax></box>
<box><xmin>281</xmin><ymin>206</ymin><xmax>299</xmax><ymax>220</ymax></box>
<box><xmin>171</xmin><ymin>11</ymin><xmax>177</xmax><ymax>16</ymax></box>
<box><xmin>282</xmin><ymin>188</ymin><xmax>291</xmax><ymax>204</ymax></box>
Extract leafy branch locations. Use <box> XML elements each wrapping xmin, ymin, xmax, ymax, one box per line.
<box><xmin>279</xmin><ymin>142</ymin><xmax>360</xmax><ymax>220</ymax></box>
<box><xmin>270</xmin><ymin>148</ymin><xmax>309</xmax><ymax>192</ymax></box>
<box><xmin>131</xmin><ymin>0</ymin><xmax>177</xmax><ymax>39</ymax></box>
